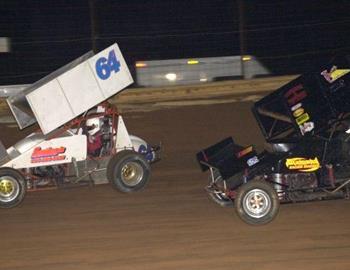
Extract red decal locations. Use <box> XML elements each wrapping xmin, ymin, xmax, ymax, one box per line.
<box><xmin>236</xmin><ymin>146</ymin><xmax>253</xmax><ymax>158</ymax></box>
<box><xmin>284</xmin><ymin>84</ymin><xmax>307</xmax><ymax>105</ymax></box>
<box><xmin>31</xmin><ymin>147</ymin><xmax>66</xmax><ymax>163</ymax></box>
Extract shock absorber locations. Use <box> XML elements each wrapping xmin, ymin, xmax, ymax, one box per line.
<box><xmin>326</xmin><ymin>164</ymin><xmax>335</xmax><ymax>188</ymax></box>
<box><xmin>272</xmin><ymin>173</ymin><xmax>285</xmax><ymax>199</ymax></box>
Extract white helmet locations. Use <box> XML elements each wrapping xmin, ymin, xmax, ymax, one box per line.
<box><xmin>86</xmin><ymin>117</ymin><xmax>101</xmax><ymax>135</ymax></box>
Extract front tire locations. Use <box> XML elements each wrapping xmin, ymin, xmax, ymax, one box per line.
<box><xmin>107</xmin><ymin>150</ymin><xmax>151</xmax><ymax>193</ymax></box>
<box><xmin>235</xmin><ymin>179</ymin><xmax>279</xmax><ymax>225</ymax></box>
<box><xmin>0</xmin><ymin>168</ymin><xmax>26</xmax><ymax>208</ymax></box>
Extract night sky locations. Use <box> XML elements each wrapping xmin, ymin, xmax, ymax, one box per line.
<box><xmin>1</xmin><ymin>0</ymin><xmax>350</xmax><ymax>84</ymax></box>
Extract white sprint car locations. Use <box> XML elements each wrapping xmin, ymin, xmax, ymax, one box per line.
<box><xmin>0</xmin><ymin>43</ymin><xmax>160</xmax><ymax>208</ymax></box>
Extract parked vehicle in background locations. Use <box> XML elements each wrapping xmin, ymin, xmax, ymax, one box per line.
<box><xmin>0</xmin><ymin>55</ymin><xmax>269</xmax><ymax>96</ymax></box>
<box><xmin>135</xmin><ymin>55</ymin><xmax>270</xmax><ymax>87</ymax></box>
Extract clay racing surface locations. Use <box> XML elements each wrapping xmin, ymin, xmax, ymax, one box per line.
<box><xmin>1</xmin><ymin>100</ymin><xmax>350</xmax><ymax>270</ymax></box>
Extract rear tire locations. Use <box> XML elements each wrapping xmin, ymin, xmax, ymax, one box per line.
<box><xmin>107</xmin><ymin>150</ymin><xmax>151</xmax><ymax>193</ymax></box>
<box><xmin>235</xmin><ymin>179</ymin><xmax>279</xmax><ymax>225</ymax></box>
<box><xmin>0</xmin><ymin>168</ymin><xmax>26</xmax><ymax>208</ymax></box>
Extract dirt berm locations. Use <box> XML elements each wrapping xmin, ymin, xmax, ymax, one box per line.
<box><xmin>0</xmin><ymin>75</ymin><xmax>297</xmax><ymax>114</ymax></box>
<box><xmin>112</xmin><ymin>75</ymin><xmax>297</xmax><ymax>105</ymax></box>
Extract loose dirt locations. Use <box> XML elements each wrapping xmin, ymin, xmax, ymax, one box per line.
<box><xmin>1</xmin><ymin>101</ymin><xmax>350</xmax><ymax>270</ymax></box>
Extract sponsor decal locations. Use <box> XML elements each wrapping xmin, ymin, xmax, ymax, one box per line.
<box><xmin>321</xmin><ymin>66</ymin><xmax>350</xmax><ymax>83</ymax></box>
<box><xmin>285</xmin><ymin>157</ymin><xmax>320</xmax><ymax>172</ymax></box>
<box><xmin>293</xmin><ymin>107</ymin><xmax>304</xmax><ymax>118</ymax></box>
<box><xmin>295</xmin><ymin>112</ymin><xmax>310</xmax><ymax>126</ymax></box>
<box><xmin>31</xmin><ymin>146</ymin><xmax>66</xmax><ymax>163</ymax></box>
<box><xmin>284</xmin><ymin>84</ymin><xmax>314</xmax><ymax>135</ymax></box>
<box><xmin>247</xmin><ymin>156</ymin><xmax>259</xmax><ymax>167</ymax></box>
<box><xmin>284</xmin><ymin>84</ymin><xmax>307</xmax><ymax>106</ymax></box>
<box><xmin>236</xmin><ymin>146</ymin><xmax>253</xmax><ymax>158</ymax></box>
<box><xmin>299</xmin><ymin>121</ymin><xmax>315</xmax><ymax>134</ymax></box>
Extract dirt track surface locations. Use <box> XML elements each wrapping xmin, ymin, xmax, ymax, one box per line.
<box><xmin>2</xmin><ymin>101</ymin><xmax>350</xmax><ymax>270</ymax></box>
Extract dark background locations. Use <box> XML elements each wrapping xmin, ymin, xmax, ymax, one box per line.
<box><xmin>1</xmin><ymin>0</ymin><xmax>350</xmax><ymax>85</ymax></box>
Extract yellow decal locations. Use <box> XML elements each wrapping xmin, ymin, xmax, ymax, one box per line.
<box><xmin>293</xmin><ymin>107</ymin><xmax>304</xmax><ymax>118</ymax></box>
<box><xmin>296</xmin><ymin>113</ymin><xmax>310</xmax><ymax>126</ymax></box>
<box><xmin>236</xmin><ymin>146</ymin><xmax>253</xmax><ymax>158</ymax></box>
<box><xmin>285</xmin><ymin>157</ymin><xmax>320</xmax><ymax>172</ymax></box>
<box><xmin>330</xmin><ymin>69</ymin><xmax>350</xmax><ymax>82</ymax></box>
<box><xmin>321</xmin><ymin>66</ymin><xmax>350</xmax><ymax>83</ymax></box>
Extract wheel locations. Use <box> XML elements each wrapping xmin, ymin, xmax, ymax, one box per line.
<box><xmin>207</xmin><ymin>169</ymin><xmax>233</xmax><ymax>207</ymax></box>
<box><xmin>107</xmin><ymin>150</ymin><xmax>151</xmax><ymax>193</ymax></box>
<box><xmin>234</xmin><ymin>179</ymin><xmax>279</xmax><ymax>225</ymax></box>
<box><xmin>0</xmin><ymin>168</ymin><xmax>26</xmax><ymax>208</ymax></box>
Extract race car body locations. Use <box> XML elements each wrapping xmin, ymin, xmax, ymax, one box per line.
<box><xmin>0</xmin><ymin>43</ymin><xmax>160</xmax><ymax>208</ymax></box>
<box><xmin>197</xmin><ymin>56</ymin><xmax>350</xmax><ymax>225</ymax></box>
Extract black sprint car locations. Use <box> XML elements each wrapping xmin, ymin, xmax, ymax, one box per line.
<box><xmin>197</xmin><ymin>57</ymin><xmax>350</xmax><ymax>225</ymax></box>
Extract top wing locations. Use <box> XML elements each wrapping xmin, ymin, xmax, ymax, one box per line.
<box><xmin>7</xmin><ymin>43</ymin><xmax>133</xmax><ymax>134</ymax></box>
<box><xmin>253</xmin><ymin>57</ymin><xmax>350</xmax><ymax>141</ymax></box>
<box><xmin>0</xmin><ymin>84</ymin><xmax>31</xmax><ymax>98</ymax></box>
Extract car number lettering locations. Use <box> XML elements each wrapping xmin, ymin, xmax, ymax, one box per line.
<box><xmin>95</xmin><ymin>50</ymin><xmax>121</xmax><ymax>80</ymax></box>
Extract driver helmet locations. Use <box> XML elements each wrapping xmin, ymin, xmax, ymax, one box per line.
<box><xmin>86</xmin><ymin>117</ymin><xmax>101</xmax><ymax>135</ymax></box>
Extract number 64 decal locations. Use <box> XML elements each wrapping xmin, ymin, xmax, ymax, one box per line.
<box><xmin>95</xmin><ymin>50</ymin><xmax>121</xmax><ymax>80</ymax></box>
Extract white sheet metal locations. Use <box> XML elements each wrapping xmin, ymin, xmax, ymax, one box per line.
<box><xmin>88</xmin><ymin>48</ymin><xmax>133</xmax><ymax>97</ymax></box>
<box><xmin>0</xmin><ymin>84</ymin><xmax>30</xmax><ymax>97</ymax></box>
<box><xmin>4</xmin><ymin>135</ymin><xmax>87</xmax><ymax>169</ymax></box>
<box><xmin>9</xmin><ymin>43</ymin><xmax>133</xmax><ymax>135</ymax></box>
<box><xmin>27</xmin><ymin>79</ymin><xmax>76</xmax><ymax>134</ymax></box>
<box><xmin>116</xmin><ymin>116</ymin><xmax>133</xmax><ymax>151</ymax></box>
<box><xmin>58</xmin><ymin>60</ymin><xmax>105</xmax><ymax>114</ymax></box>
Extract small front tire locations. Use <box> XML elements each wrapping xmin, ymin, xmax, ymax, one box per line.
<box><xmin>107</xmin><ymin>150</ymin><xmax>151</xmax><ymax>193</ymax></box>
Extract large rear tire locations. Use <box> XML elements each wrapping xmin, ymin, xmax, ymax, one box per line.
<box><xmin>107</xmin><ymin>150</ymin><xmax>151</xmax><ymax>193</ymax></box>
<box><xmin>0</xmin><ymin>168</ymin><xmax>26</xmax><ymax>208</ymax></box>
<box><xmin>235</xmin><ymin>179</ymin><xmax>279</xmax><ymax>225</ymax></box>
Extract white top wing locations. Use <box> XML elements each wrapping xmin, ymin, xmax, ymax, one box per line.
<box><xmin>7</xmin><ymin>43</ymin><xmax>133</xmax><ymax>134</ymax></box>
